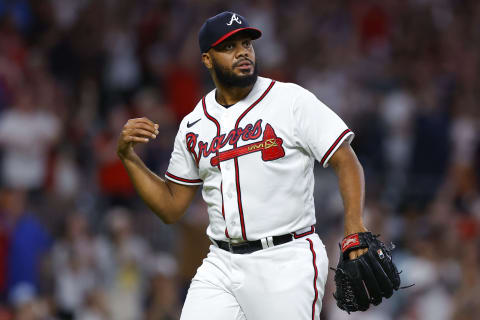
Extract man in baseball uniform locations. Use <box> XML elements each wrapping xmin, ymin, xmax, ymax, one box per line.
<box><xmin>117</xmin><ymin>12</ymin><xmax>368</xmax><ymax>320</ymax></box>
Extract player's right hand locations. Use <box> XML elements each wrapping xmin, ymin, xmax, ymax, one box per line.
<box><xmin>117</xmin><ymin>117</ymin><xmax>159</xmax><ymax>159</ymax></box>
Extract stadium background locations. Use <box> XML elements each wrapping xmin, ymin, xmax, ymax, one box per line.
<box><xmin>0</xmin><ymin>0</ymin><xmax>479</xmax><ymax>319</ymax></box>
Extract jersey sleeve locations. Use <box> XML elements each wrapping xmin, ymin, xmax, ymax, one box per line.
<box><xmin>292</xmin><ymin>88</ymin><xmax>354</xmax><ymax>168</ymax></box>
<box><xmin>165</xmin><ymin>122</ymin><xmax>203</xmax><ymax>186</ymax></box>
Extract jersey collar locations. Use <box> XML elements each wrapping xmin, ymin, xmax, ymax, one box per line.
<box><xmin>206</xmin><ymin>76</ymin><xmax>272</xmax><ymax>113</ymax></box>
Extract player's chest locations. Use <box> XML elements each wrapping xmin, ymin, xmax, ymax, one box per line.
<box><xmin>186</xmin><ymin>104</ymin><xmax>292</xmax><ymax>171</ymax></box>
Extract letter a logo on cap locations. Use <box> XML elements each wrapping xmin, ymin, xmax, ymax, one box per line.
<box><xmin>227</xmin><ymin>13</ymin><xmax>242</xmax><ymax>26</ymax></box>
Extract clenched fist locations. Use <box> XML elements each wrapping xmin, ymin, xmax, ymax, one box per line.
<box><xmin>117</xmin><ymin>117</ymin><xmax>159</xmax><ymax>159</ymax></box>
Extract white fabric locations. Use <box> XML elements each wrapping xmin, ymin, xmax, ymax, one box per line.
<box><xmin>0</xmin><ymin>109</ymin><xmax>60</xmax><ymax>189</ymax></box>
<box><xmin>180</xmin><ymin>234</ymin><xmax>328</xmax><ymax>320</ymax></box>
<box><xmin>166</xmin><ymin>77</ymin><xmax>353</xmax><ymax>241</ymax></box>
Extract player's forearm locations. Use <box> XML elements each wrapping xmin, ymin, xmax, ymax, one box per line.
<box><xmin>330</xmin><ymin>145</ymin><xmax>367</xmax><ymax>236</ymax></box>
<box><xmin>338</xmin><ymin>158</ymin><xmax>366</xmax><ymax>236</ymax></box>
<box><xmin>119</xmin><ymin>150</ymin><xmax>180</xmax><ymax>224</ymax></box>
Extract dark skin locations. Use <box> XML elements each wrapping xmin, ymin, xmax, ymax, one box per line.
<box><xmin>116</xmin><ymin>119</ymin><xmax>198</xmax><ymax>224</ymax></box>
<box><xmin>329</xmin><ymin>141</ymin><xmax>368</xmax><ymax>259</ymax></box>
<box><xmin>201</xmin><ymin>33</ymin><xmax>256</xmax><ymax>105</ymax></box>
<box><xmin>117</xmin><ymin>34</ymin><xmax>367</xmax><ymax>258</ymax></box>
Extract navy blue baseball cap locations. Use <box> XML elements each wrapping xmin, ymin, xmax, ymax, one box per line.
<box><xmin>199</xmin><ymin>11</ymin><xmax>262</xmax><ymax>53</ymax></box>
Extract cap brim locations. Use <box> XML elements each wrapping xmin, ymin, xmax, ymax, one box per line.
<box><xmin>211</xmin><ymin>27</ymin><xmax>262</xmax><ymax>48</ymax></box>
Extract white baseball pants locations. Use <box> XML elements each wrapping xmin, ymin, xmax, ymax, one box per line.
<box><xmin>180</xmin><ymin>233</ymin><xmax>328</xmax><ymax>320</ymax></box>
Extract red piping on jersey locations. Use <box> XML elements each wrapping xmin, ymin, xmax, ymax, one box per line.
<box><xmin>202</xmin><ymin>97</ymin><xmax>221</xmax><ymax>171</ymax></box>
<box><xmin>203</xmin><ymin>96</ymin><xmax>229</xmax><ymax>237</ymax></box>
<box><xmin>202</xmin><ymin>97</ymin><xmax>221</xmax><ymax>143</ymax></box>
<box><xmin>165</xmin><ymin>171</ymin><xmax>202</xmax><ymax>184</ymax></box>
<box><xmin>233</xmin><ymin>80</ymin><xmax>276</xmax><ymax>240</ymax></box>
<box><xmin>320</xmin><ymin>129</ymin><xmax>352</xmax><ymax>167</ymax></box>
<box><xmin>293</xmin><ymin>226</ymin><xmax>315</xmax><ymax>239</ymax></box>
<box><xmin>307</xmin><ymin>238</ymin><xmax>319</xmax><ymax>320</ymax></box>
<box><xmin>220</xmin><ymin>182</ymin><xmax>230</xmax><ymax>238</ymax></box>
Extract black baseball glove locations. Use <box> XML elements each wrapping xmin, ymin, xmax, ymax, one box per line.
<box><xmin>331</xmin><ymin>232</ymin><xmax>401</xmax><ymax>313</ymax></box>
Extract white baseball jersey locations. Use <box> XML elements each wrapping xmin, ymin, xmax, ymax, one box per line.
<box><xmin>166</xmin><ymin>76</ymin><xmax>354</xmax><ymax>241</ymax></box>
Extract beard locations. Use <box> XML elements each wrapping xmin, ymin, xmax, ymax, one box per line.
<box><xmin>211</xmin><ymin>57</ymin><xmax>258</xmax><ymax>88</ymax></box>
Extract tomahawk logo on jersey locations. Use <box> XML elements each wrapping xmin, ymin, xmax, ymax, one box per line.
<box><xmin>166</xmin><ymin>77</ymin><xmax>354</xmax><ymax>241</ymax></box>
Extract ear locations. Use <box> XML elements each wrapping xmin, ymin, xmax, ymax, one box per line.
<box><xmin>201</xmin><ymin>53</ymin><xmax>213</xmax><ymax>70</ymax></box>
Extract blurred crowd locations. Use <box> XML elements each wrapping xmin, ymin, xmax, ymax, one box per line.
<box><xmin>0</xmin><ymin>0</ymin><xmax>479</xmax><ymax>319</ymax></box>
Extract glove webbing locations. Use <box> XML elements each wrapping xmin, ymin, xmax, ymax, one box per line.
<box><xmin>332</xmin><ymin>267</ymin><xmax>360</xmax><ymax>313</ymax></box>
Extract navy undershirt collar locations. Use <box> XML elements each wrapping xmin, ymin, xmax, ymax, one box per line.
<box><xmin>215</xmin><ymin>91</ymin><xmax>235</xmax><ymax>108</ymax></box>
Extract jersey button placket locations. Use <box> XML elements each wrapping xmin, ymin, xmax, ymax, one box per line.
<box><xmin>222</xmin><ymin>170</ymin><xmax>238</xmax><ymax>237</ymax></box>
<box><xmin>226</xmin><ymin>172</ymin><xmax>241</xmax><ymax>237</ymax></box>
<box><xmin>220</xmin><ymin>109</ymin><xmax>242</xmax><ymax>238</ymax></box>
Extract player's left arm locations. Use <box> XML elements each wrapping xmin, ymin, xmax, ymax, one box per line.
<box><xmin>329</xmin><ymin>142</ymin><xmax>368</xmax><ymax>259</ymax></box>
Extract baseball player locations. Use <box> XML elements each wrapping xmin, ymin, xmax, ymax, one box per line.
<box><xmin>117</xmin><ymin>12</ymin><xmax>369</xmax><ymax>320</ymax></box>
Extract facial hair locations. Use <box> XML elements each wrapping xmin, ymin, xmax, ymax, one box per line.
<box><xmin>211</xmin><ymin>57</ymin><xmax>258</xmax><ymax>88</ymax></box>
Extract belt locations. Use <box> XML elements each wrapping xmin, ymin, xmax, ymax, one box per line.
<box><xmin>211</xmin><ymin>226</ymin><xmax>315</xmax><ymax>254</ymax></box>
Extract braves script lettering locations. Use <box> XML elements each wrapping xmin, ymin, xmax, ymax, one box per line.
<box><xmin>186</xmin><ymin>120</ymin><xmax>263</xmax><ymax>164</ymax></box>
